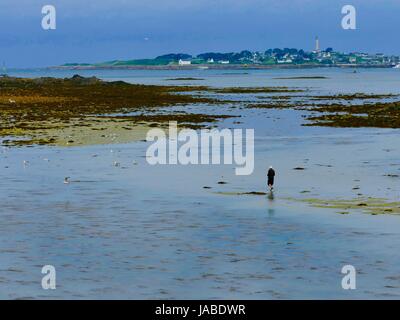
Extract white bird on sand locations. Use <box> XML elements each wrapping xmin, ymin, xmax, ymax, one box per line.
<box><xmin>64</xmin><ymin>177</ymin><xmax>70</xmax><ymax>184</ymax></box>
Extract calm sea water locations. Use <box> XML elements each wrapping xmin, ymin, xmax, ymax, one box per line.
<box><xmin>1</xmin><ymin>68</ymin><xmax>400</xmax><ymax>299</ymax></box>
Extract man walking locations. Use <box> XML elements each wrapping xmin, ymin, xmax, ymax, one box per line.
<box><xmin>267</xmin><ymin>166</ymin><xmax>275</xmax><ymax>191</ymax></box>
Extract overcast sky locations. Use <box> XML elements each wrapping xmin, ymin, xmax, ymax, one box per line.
<box><xmin>1</xmin><ymin>0</ymin><xmax>399</xmax><ymax>67</ymax></box>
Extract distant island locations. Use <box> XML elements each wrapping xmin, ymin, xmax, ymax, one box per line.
<box><xmin>56</xmin><ymin>41</ymin><xmax>400</xmax><ymax>70</ymax></box>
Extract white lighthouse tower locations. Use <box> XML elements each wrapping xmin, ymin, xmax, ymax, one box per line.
<box><xmin>315</xmin><ymin>36</ymin><xmax>320</xmax><ymax>53</ymax></box>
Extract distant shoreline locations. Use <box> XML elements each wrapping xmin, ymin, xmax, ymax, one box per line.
<box><xmin>49</xmin><ymin>63</ymin><xmax>394</xmax><ymax>71</ymax></box>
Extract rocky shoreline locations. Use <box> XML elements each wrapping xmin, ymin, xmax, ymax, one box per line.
<box><xmin>49</xmin><ymin>64</ymin><xmax>394</xmax><ymax>71</ymax></box>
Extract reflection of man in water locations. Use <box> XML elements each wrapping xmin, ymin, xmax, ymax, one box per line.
<box><xmin>267</xmin><ymin>166</ymin><xmax>275</xmax><ymax>191</ymax></box>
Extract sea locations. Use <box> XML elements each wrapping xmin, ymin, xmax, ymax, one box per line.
<box><xmin>1</xmin><ymin>67</ymin><xmax>400</xmax><ymax>299</ymax></box>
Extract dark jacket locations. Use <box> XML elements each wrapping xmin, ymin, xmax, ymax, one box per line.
<box><xmin>268</xmin><ymin>168</ymin><xmax>275</xmax><ymax>178</ymax></box>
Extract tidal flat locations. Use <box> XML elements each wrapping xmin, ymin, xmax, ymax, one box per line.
<box><xmin>287</xmin><ymin>197</ymin><xmax>400</xmax><ymax>215</ymax></box>
<box><xmin>1</xmin><ymin>68</ymin><xmax>400</xmax><ymax>299</ymax></box>
<box><xmin>0</xmin><ymin>75</ymin><xmax>233</xmax><ymax>146</ymax></box>
<box><xmin>3</xmin><ymin>73</ymin><xmax>400</xmax><ymax>147</ymax></box>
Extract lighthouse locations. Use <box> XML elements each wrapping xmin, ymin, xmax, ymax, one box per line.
<box><xmin>315</xmin><ymin>36</ymin><xmax>320</xmax><ymax>53</ymax></box>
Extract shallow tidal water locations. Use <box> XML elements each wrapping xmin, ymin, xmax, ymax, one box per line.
<box><xmin>1</xmin><ymin>68</ymin><xmax>400</xmax><ymax>299</ymax></box>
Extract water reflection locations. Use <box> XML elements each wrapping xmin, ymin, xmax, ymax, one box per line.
<box><xmin>267</xmin><ymin>208</ymin><xmax>275</xmax><ymax>217</ymax></box>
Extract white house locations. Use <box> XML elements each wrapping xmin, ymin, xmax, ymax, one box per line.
<box><xmin>178</xmin><ymin>59</ymin><xmax>192</xmax><ymax>66</ymax></box>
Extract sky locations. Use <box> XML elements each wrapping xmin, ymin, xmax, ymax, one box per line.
<box><xmin>1</xmin><ymin>0</ymin><xmax>400</xmax><ymax>67</ymax></box>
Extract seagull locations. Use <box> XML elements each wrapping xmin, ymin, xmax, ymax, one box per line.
<box><xmin>64</xmin><ymin>177</ymin><xmax>70</xmax><ymax>184</ymax></box>
<box><xmin>23</xmin><ymin>160</ymin><xmax>29</xmax><ymax>166</ymax></box>
<box><xmin>113</xmin><ymin>161</ymin><xmax>120</xmax><ymax>167</ymax></box>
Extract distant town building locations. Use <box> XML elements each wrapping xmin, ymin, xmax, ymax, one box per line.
<box><xmin>277</xmin><ymin>59</ymin><xmax>293</xmax><ymax>64</ymax></box>
<box><xmin>178</xmin><ymin>59</ymin><xmax>191</xmax><ymax>66</ymax></box>
<box><xmin>218</xmin><ymin>60</ymin><xmax>230</xmax><ymax>64</ymax></box>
